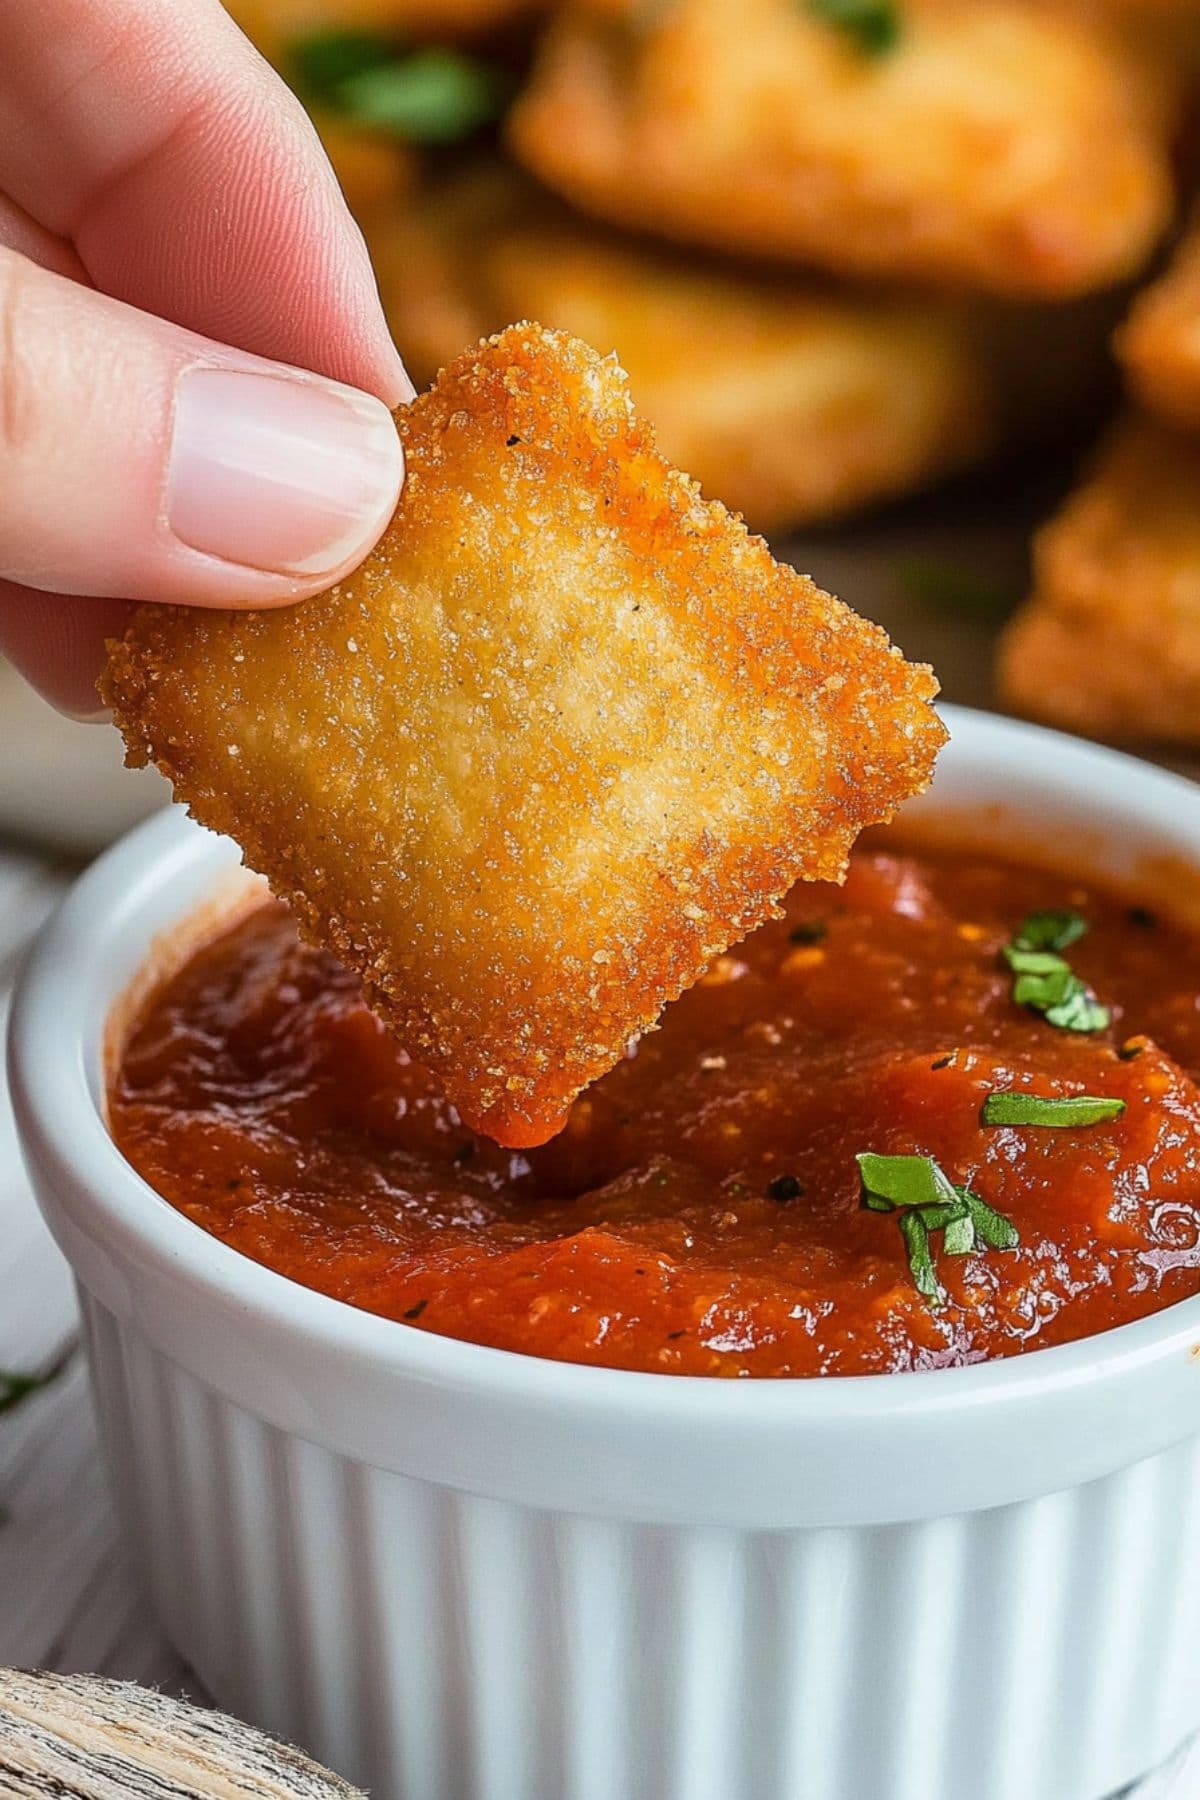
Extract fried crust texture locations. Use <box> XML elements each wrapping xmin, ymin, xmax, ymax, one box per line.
<box><xmin>104</xmin><ymin>325</ymin><xmax>945</xmax><ymax>1145</ymax></box>
<box><xmin>509</xmin><ymin>0</ymin><xmax>1177</xmax><ymax>299</ymax></box>
<box><xmin>999</xmin><ymin>413</ymin><xmax>1200</xmax><ymax>745</ymax></box>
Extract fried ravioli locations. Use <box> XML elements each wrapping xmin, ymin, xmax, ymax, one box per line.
<box><xmin>999</xmin><ymin>413</ymin><xmax>1200</xmax><ymax>745</ymax></box>
<box><xmin>509</xmin><ymin>0</ymin><xmax>1177</xmax><ymax>299</ymax></box>
<box><xmin>368</xmin><ymin>162</ymin><xmax>994</xmax><ymax>530</ymax></box>
<box><xmin>103</xmin><ymin>325</ymin><xmax>945</xmax><ymax>1147</ymax></box>
<box><xmin>1117</xmin><ymin>214</ymin><xmax>1200</xmax><ymax>430</ymax></box>
<box><xmin>367</xmin><ymin>160</ymin><xmax>1121</xmax><ymax>533</ymax></box>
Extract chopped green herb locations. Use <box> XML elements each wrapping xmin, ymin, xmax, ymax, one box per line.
<box><xmin>911</xmin><ymin>1200</ymin><xmax>965</xmax><ymax>1234</ymax></box>
<box><xmin>1042</xmin><ymin>986</ymin><xmax>1110</xmax><ymax>1034</ymax></box>
<box><xmin>789</xmin><ymin>920</ymin><xmax>828</xmax><ymax>945</ymax></box>
<box><xmin>942</xmin><ymin>1208</ymin><xmax>976</xmax><ymax>1257</ymax></box>
<box><xmin>1001</xmin><ymin>911</ymin><xmax>1108</xmax><ymax>1034</ymax></box>
<box><xmin>289</xmin><ymin>26</ymin><xmax>396</xmax><ymax>100</ymax></box>
<box><xmin>962</xmin><ymin>1189</ymin><xmax>1020</xmax><ymax>1251</ymax></box>
<box><xmin>856</xmin><ymin>1151</ymin><xmax>957</xmax><ymax>1210</ymax></box>
<box><xmin>338</xmin><ymin>46</ymin><xmax>511</xmax><ymax>142</ymax></box>
<box><xmin>1011</xmin><ymin>962</ymin><xmax>1073</xmax><ymax>1006</ymax></box>
<box><xmin>857</xmin><ymin>1152</ymin><xmax>1018</xmax><ymax>1307</ymax></box>
<box><xmin>982</xmin><ymin>1091</ymin><xmax>1126</xmax><ymax>1128</ymax></box>
<box><xmin>1012</xmin><ymin>909</ymin><xmax>1087</xmax><ymax>953</ymax></box>
<box><xmin>895</xmin><ymin>554</ymin><xmax>1014</xmax><ymax>620</ymax></box>
<box><xmin>0</xmin><ymin>1356</ymin><xmax>70</xmax><ymax>1417</ymax></box>
<box><xmin>898</xmin><ymin>1210</ymin><xmax>943</xmax><ymax>1305</ymax></box>
<box><xmin>286</xmin><ymin>28</ymin><xmax>511</xmax><ymax>144</ymax></box>
<box><xmin>1005</xmin><ymin>946</ymin><xmax>1074</xmax><ymax>977</ymax></box>
<box><xmin>805</xmin><ymin>0</ymin><xmax>902</xmax><ymax>56</ymax></box>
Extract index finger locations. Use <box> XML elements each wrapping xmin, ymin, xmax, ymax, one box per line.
<box><xmin>0</xmin><ymin>0</ymin><xmax>410</xmax><ymax>403</ymax></box>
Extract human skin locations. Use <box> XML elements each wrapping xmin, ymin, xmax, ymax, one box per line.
<box><xmin>0</xmin><ymin>0</ymin><xmax>412</xmax><ymax>716</ymax></box>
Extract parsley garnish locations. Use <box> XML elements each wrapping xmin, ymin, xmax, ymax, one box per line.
<box><xmin>0</xmin><ymin>1356</ymin><xmax>69</xmax><ymax>1417</ymax></box>
<box><xmin>288</xmin><ymin>29</ymin><xmax>511</xmax><ymax>144</ymax></box>
<box><xmin>896</xmin><ymin>554</ymin><xmax>1014</xmax><ymax>620</ymax></box>
<box><xmin>1002</xmin><ymin>908</ymin><xmax>1109</xmax><ymax>1034</ymax></box>
<box><xmin>981</xmin><ymin>1091</ymin><xmax>1126</xmax><ymax>1128</ymax></box>
<box><xmin>1012</xmin><ymin>909</ymin><xmax>1087</xmax><ymax>953</ymax></box>
<box><xmin>857</xmin><ymin>1151</ymin><xmax>1018</xmax><ymax>1308</ymax></box>
<box><xmin>806</xmin><ymin>0</ymin><xmax>901</xmax><ymax>54</ymax></box>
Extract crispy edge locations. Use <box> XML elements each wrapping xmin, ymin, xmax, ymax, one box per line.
<box><xmin>104</xmin><ymin>323</ymin><xmax>945</xmax><ymax>1145</ymax></box>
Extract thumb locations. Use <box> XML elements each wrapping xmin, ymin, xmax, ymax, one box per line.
<box><xmin>0</xmin><ymin>247</ymin><xmax>404</xmax><ymax>607</ymax></box>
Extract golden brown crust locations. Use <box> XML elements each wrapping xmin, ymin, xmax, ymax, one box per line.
<box><xmin>509</xmin><ymin>0</ymin><xmax>1178</xmax><ymax>299</ymax></box>
<box><xmin>998</xmin><ymin>413</ymin><xmax>1200</xmax><ymax>744</ymax></box>
<box><xmin>104</xmin><ymin>324</ymin><xmax>945</xmax><ymax>1146</ymax></box>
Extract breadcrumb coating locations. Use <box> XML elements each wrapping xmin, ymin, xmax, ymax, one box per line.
<box><xmin>999</xmin><ymin>413</ymin><xmax>1200</xmax><ymax>746</ymax></box>
<box><xmin>509</xmin><ymin>0</ymin><xmax>1178</xmax><ymax>299</ymax></box>
<box><xmin>104</xmin><ymin>325</ymin><xmax>945</xmax><ymax>1146</ymax></box>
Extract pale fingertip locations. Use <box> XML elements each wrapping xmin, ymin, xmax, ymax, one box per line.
<box><xmin>167</xmin><ymin>366</ymin><xmax>404</xmax><ymax>582</ymax></box>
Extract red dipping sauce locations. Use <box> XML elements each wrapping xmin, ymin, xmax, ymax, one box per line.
<box><xmin>108</xmin><ymin>844</ymin><xmax>1200</xmax><ymax>1377</ymax></box>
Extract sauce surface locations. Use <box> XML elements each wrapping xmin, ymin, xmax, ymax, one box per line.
<box><xmin>109</xmin><ymin>845</ymin><xmax>1200</xmax><ymax>1377</ymax></box>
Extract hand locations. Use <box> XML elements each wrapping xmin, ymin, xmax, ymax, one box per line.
<box><xmin>0</xmin><ymin>0</ymin><xmax>411</xmax><ymax>717</ymax></box>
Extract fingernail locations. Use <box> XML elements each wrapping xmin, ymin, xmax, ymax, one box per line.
<box><xmin>167</xmin><ymin>366</ymin><xmax>403</xmax><ymax>577</ymax></box>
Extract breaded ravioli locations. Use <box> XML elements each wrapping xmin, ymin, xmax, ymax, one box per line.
<box><xmin>1117</xmin><ymin>214</ymin><xmax>1200</xmax><ymax>430</ymax></box>
<box><xmin>368</xmin><ymin>160</ymin><xmax>1122</xmax><ymax>533</ymax></box>
<box><xmin>103</xmin><ymin>325</ymin><xmax>945</xmax><ymax>1147</ymax></box>
<box><xmin>367</xmin><ymin>161</ymin><xmax>991</xmax><ymax>530</ymax></box>
<box><xmin>999</xmin><ymin>413</ymin><xmax>1200</xmax><ymax>745</ymax></box>
<box><xmin>509</xmin><ymin>0</ymin><xmax>1177</xmax><ymax>299</ymax></box>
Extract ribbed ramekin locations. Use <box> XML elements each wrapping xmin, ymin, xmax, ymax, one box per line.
<box><xmin>11</xmin><ymin>706</ymin><xmax>1200</xmax><ymax>1800</ymax></box>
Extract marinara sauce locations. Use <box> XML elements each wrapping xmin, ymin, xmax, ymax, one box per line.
<box><xmin>108</xmin><ymin>845</ymin><xmax>1200</xmax><ymax>1377</ymax></box>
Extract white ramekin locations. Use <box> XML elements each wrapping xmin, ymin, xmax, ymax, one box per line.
<box><xmin>11</xmin><ymin>705</ymin><xmax>1200</xmax><ymax>1800</ymax></box>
